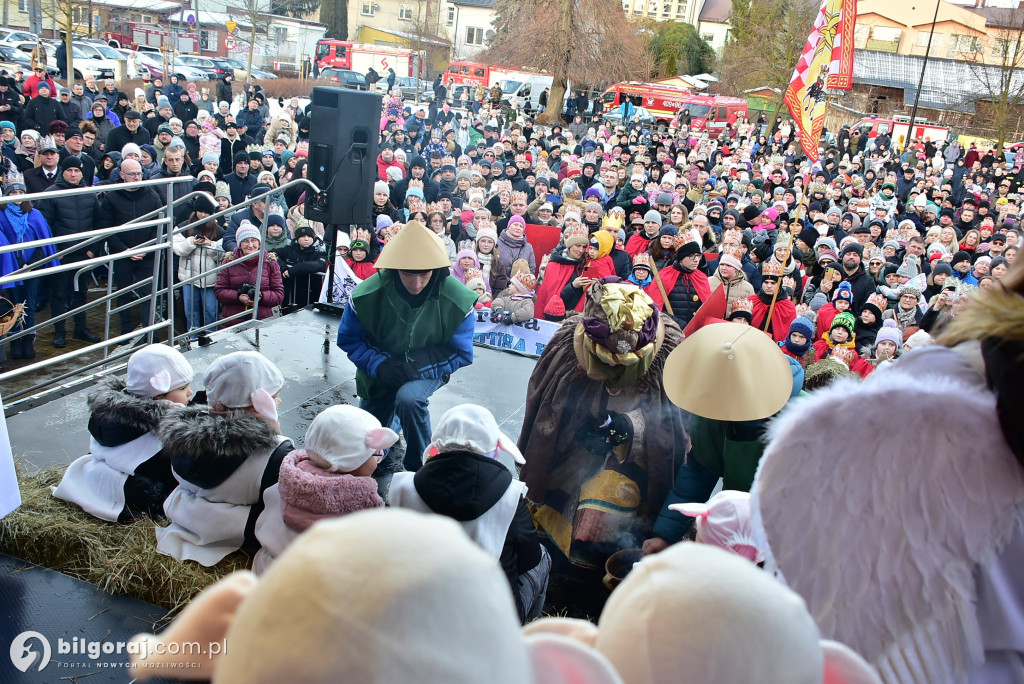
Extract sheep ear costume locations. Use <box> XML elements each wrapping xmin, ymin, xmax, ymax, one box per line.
<box><xmin>130</xmin><ymin>509</ymin><xmax>622</xmax><ymax>684</ymax></box>
<box><xmin>525</xmin><ymin>544</ymin><xmax>880</xmax><ymax>684</ymax></box>
<box><xmin>750</xmin><ymin>281</ymin><xmax>1024</xmax><ymax>684</ymax></box>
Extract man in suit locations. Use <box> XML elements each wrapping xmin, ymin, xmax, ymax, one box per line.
<box><xmin>25</xmin><ymin>135</ymin><xmax>62</xmax><ymax>193</ymax></box>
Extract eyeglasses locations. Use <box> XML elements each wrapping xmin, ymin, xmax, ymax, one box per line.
<box><xmin>121</xmin><ymin>172</ymin><xmax>142</xmax><ymax>178</ymax></box>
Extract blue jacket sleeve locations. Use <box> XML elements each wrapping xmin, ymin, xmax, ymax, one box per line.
<box><xmin>407</xmin><ymin>311</ymin><xmax>475</xmax><ymax>380</ymax></box>
<box><xmin>336</xmin><ymin>302</ymin><xmax>389</xmax><ymax>378</ymax></box>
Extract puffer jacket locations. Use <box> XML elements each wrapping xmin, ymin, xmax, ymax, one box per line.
<box><xmin>173</xmin><ymin>232</ymin><xmax>225</xmax><ymax>288</ymax></box>
<box><xmin>36</xmin><ymin>178</ymin><xmax>101</xmax><ymax>260</ymax></box>
<box><xmin>492</xmin><ymin>230</ymin><xmax>536</xmax><ymax>293</ymax></box>
<box><xmin>51</xmin><ymin>376</ymin><xmax>179</xmax><ymax>523</ymax></box>
<box><xmin>215</xmin><ymin>247</ymin><xmax>285</xmax><ymax>326</ymax></box>
<box><xmin>155</xmin><ymin>405</ymin><xmax>293</xmax><ymax>566</ymax></box>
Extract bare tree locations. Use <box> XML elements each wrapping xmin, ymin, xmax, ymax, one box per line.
<box><xmin>963</xmin><ymin>8</ymin><xmax>1024</xmax><ymax>152</ymax></box>
<box><xmin>719</xmin><ymin>0</ymin><xmax>820</xmax><ymax>133</ymax></box>
<box><xmin>483</xmin><ymin>0</ymin><xmax>648</xmax><ymax>124</ymax></box>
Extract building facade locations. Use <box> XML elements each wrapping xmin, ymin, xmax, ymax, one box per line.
<box><xmin>621</xmin><ymin>0</ymin><xmax>705</xmax><ymax>25</ymax></box>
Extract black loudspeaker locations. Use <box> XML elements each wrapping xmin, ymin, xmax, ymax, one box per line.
<box><xmin>306</xmin><ymin>86</ymin><xmax>382</xmax><ymax>226</ymax></box>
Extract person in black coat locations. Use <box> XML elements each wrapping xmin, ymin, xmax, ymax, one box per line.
<box><xmin>216</xmin><ymin>74</ymin><xmax>233</xmax><ymax>107</ymax></box>
<box><xmin>273</xmin><ymin>225</ymin><xmax>327</xmax><ymax>307</ymax></box>
<box><xmin>173</xmin><ymin>90</ymin><xmax>198</xmax><ymax>123</ymax></box>
<box><xmin>388</xmin><ymin>406</ymin><xmax>548</xmax><ymax>624</ymax></box>
<box><xmin>837</xmin><ymin>242</ymin><xmax>877</xmax><ymax>313</ymax></box>
<box><xmin>37</xmin><ymin>155</ymin><xmax>102</xmax><ymax>345</ymax></box>
<box><xmin>23</xmin><ymin>84</ymin><xmax>67</xmax><ymax>132</ymax></box>
<box><xmin>222</xmin><ymin>153</ymin><xmax>258</xmax><ymax>208</ymax></box>
<box><xmin>96</xmin><ymin>159</ymin><xmax>165</xmax><ymax>335</ymax></box>
<box><xmin>105</xmin><ymin>111</ymin><xmax>152</xmax><ymax>154</ymax></box>
<box><xmin>0</xmin><ymin>77</ymin><xmax>23</xmax><ymax>128</ymax></box>
<box><xmin>389</xmin><ymin>155</ymin><xmax>440</xmax><ymax>207</ymax></box>
<box><xmin>24</xmin><ymin>138</ymin><xmax>62</xmax><ymax>193</ymax></box>
<box><xmin>59</xmin><ymin>128</ymin><xmax>97</xmax><ymax>186</ymax></box>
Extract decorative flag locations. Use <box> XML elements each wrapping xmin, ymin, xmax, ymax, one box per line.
<box><xmin>784</xmin><ymin>0</ymin><xmax>857</xmax><ymax>162</ymax></box>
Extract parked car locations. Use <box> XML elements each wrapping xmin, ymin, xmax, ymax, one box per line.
<box><xmin>600</xmin><ymin>106</ymin><xmax>656</xmax><ymax>127</ymax></box>
<box><xmin>318</xmin><ymin>68</ymin><xmax>366</xmax><ymax>90</ymax></box>
<box><xmin>19</xmin><ymin>41</ymin><xmax>115</xmax><ymax>81</ymax></box>
<box><xmin>73</xmin><ymin>41</ymin><xmax>125</xmax><ymax>78</ymax></box>
<box><xmin>175</xmin><ymin>56</ymin><xmax>221</xmax><ymax>81</ymax></box>
<box><xmin>133</xmin><ymin>51</ymin><xmax>208</xmax><ymax>82</ymax></box>
<box><xmin>395</xmin><ymin>76</ymin><xmax>432</xmax><ymax>101</ymax></box>
<box><xmin>0</xmin><ymin>44</ymin><xmax>55</xmax><ymax>76</ymax></box>
<box><xmin>221</xmin><ymin>57</ymin><xmax>278</xmax><ymax>80</ymax></box>
<box><xmin>0</xmin><ymin>29</ymin><xmax>39</xmax><ymax>46</ymax></box>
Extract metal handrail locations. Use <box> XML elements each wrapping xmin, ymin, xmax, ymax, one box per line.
<box><xmin>0</xmin><ymin>175</ymin><xmax>324</xmax><ymax>406</ymax></box>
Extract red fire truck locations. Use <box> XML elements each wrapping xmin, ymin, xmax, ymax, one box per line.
<box><xmin>105</xmin><ymin>22</ymin><xmax>199</xmax><ymax>53</ymax></box>
<box><xmin>851</xmin><ymin>116</ymin><xmax>951</xmax><ymax>146</ymax></box>
<box><xmin>315</xmin><ymin>40</ymin><xmax>417</xmax><ymax>76</ymax></box>
<box><xmin>445</xmin><ymin>60</ymin><xmax>546</xmax><ymax>89</ymax></box>
<box><xmin>682</xmin><ymin>95</ymin><xmax>749</xmax><ymax>138</ymax></box>
<box><xmin>599</xmin><ymin>82</ymin><xmax>693</xmax><ymax>122</ymax></box>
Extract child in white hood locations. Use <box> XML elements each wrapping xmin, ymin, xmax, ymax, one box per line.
<box><xmin>252</xmin><ymin>405</ymin><xmax>398</xmax><ymax>574</ymax></box>
<box><xmin>53</xmin><ymin>344</ymin><xmax>193</xmax><ymax>522</ymax></box>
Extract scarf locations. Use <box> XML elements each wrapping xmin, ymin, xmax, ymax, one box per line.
<box><xmin>785</xmin><ymin>335</ymin><xmax>811</xmax><ymax>357</ymax></box>
<box><xmin>5</xmin><ymin>203</ymin><xmax>30</xmax><ymax>250</ymax></box>
<box><xmin>895</xmin><ymin>304</ymin><xmax>918</xmax><ymax>330</ymax></box>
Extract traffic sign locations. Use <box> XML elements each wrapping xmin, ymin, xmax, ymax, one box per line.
<box><xmin>225</xmin><ymin>36</ymin><xmax>236</xmax><ymax>49</ymax></box>
<box><xmin>185</xmin><ymin>12</ymin><xmax>196</xmax><ymax>26</ymax></box>
<box><xmin>226</xmin><ymin>20</ymin><xmax>237</xmax><ymax>34</ymax></box>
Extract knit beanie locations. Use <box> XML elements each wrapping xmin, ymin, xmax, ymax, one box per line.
<box><xmin>374</xmin><ymin>180</ymin><xmax>389</xmax><ymax>196</ymax></box>
<box><xmin>543</xmin><ymin>296</ymin><xmax>566</xmax><ymax>322</ymax></box>
<box><xmin>875</xmin><ymin>320</ymin><xmax>902</xmax><ymax>348</ymax></box>
<box><xmin>832</xmin><ymin>281</ymin><xmax>854</xmax><ymax>304</ymax></box>
<box><xmin>830</xmin><ymin>311</ymin><xmax>856</xmax><ymax>338</ymax></box>
<box><xmin>235</xmin><ymin>220</ymin><xmax>262</xmax><ymax>245</ymax></box>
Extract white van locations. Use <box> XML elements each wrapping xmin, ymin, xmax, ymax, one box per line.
<box><xmin>498</xmin><ymin>75</ymin><xmax>553</xmax><ymax>112</ymax></box>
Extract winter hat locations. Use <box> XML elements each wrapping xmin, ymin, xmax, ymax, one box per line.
<box><xmin>304</xmin><ymin>405</ymin><xmax>398</xmax><ymax>473</ymax></box>
<box><xmin>193</xmin><ymin>193</ymin><xmax>217</xmax><ymax>215</ymax></box>
<box><xmin>293</xmin><ymin>225</ymin><xmax>316</xmax><ymax>240</ymax></box>
<box><xmin>904</xmin><ymin>328</ymin><xmax>933</xmax><ymax>350</ymax></box>
<box><xmin>232</xmin><ymin>151</ymin><xmax>249</xmax><ymax>166</ymax></box>
<box><xmin>544</xmin><ymin>296</ymin><xmax>566</xmax><ymax>322</ymax></box>
<box><xmin>511</xmin><ymin>270</ymin><xmax>537</xmax><ymax>294</ymax></box>
<box><xmin>203</xmin><ymin>351</ymin><xmax>284</xmax><ymax>421</ymax></box>
<box><xmin>235</xmin><ymin>220</ymin><xmax>262</xmax><ymax>245</ymax></box>
<box><xmin>215</xmin><ymin>181</ymin><xmax>231</xmax><ymax>200</ymax></box>
<box><xmin>549</xmin><ymin>543</ymin><xmax>879</xmax><ymax>684</ymax></box>
<box><xmin>376</xmin><ymin>215</ymin><xmax>394</xmax><ymax>233</ymax></box>
<box><xmin>464</xmin><ymin>268</ymin><xmax>486</xmax><ymax>292</ymax></box>
<box><xmin>840</xmin><ymin>242</ymin><xmax>864</xmax><ymax>258</ymax></box>
<box><xmin>140</xmin><ymin>143</ymin><xmax>158</xmax><ymax>162</ymax></box>
<box><xmin>658</xmin><ymin>225</ymin><xmax>678</xmax><ymax>237</ymax></box>
<box><xmin>59</xmin><ymin>155</ymin><xmax>82</xmax><ymax>171</ymax></box>
<box><xmin>832</xmin><ymin>281</ymin><xmax>854</xmax><ymax>304</ymax></box>
<box><xmin>386</xmin><ymin>166</ymin><xmax>404</xmax><ymax>183</ymax></box>
<box><xmin>896</xmin><ymin>255</ymin><xmax>920</xmax><ymax>278</ymax></box>
<box><xmin>121</xmin><ymin>142</ymin><xmax>142</xmax><ymax>158</ymax></box>
<box><xmin>950</xmin><ymin>251</ymin><xmax>972</xmax><ymax>268</ymax></box>
<box><xmin>202</xmin><ymin>152</ymin><xmax>219</xmax><ymax>165</ymax></box>
<box><xmin>789</xmin><ymin>316</ymin><xmax>815</xmax><ymax>342</ymax></box>
<box><xmin>507</xmin><ymin>214</ymin><xmax>526</xmax><ymax>232</ymax></box>
<box><xmin>564</xmin><ymin>226</ymin><xmax>589</xmax><ymax>248</ymax></box>
<box><xmin>476</xmin><ymin>225</ymin><xmax>498</xmax><ymax>245</ymax></box>
<box><xmin>931</xmin><ymin>261</ymin><xmax>954</xmax><ymax>278</ymax></box>
<box><xmin>830</xmin><ymin>311</ymin><xmax>856</xmax><ymax>338</ymax></box>
<box><xmin>875</xmin><ymin>320</ymin><xmax>902</xmax><ymax>348</ymax></box>
<box><xmin>643</xmin><ymin>210</ymin><xmax>663</xmax><ymax>226</ymax></box>
<box><xmin>814</xmin><ymin>236</ymin><xmax>838</xmax><ymax>253</ymax></box>
<box><xmin>424</xmin><ymin>404</ymin><xmax>525</xmax><ymax>465</ymax></box>
<box><xmin>670</xmin><ymin>490</ymin><xmax>764</xmax><ymax>563</ymax></box>
<box><xmin>125</xmin><ymin>344</ymin><xmax>193</xmax><ymax>398</ymax></box>
<box><xmin>374</xmin><ymin>180</ymin><xmax>389</xmax><ymax>196</ymax></box>
<box><xmin>134</xmin><ymin>509</ymin><xmax>615</xmax><ymax>684</ymax></box>
<box><xmin>156</xmin><ymin>96</ymin><xmax>172</xmax><ymax>111</ymax></box>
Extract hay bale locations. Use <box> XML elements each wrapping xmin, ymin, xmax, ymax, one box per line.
<box><xmin>0</xmin><ymin>466</ymin><xmax>249</xmax><ymax>613</ymax></box>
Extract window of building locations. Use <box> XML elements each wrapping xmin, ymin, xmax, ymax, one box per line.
<box><xmin>948</xmin><ymin>34</ymin><xmax>980</xmax><ymax>56</ymax></box>
<box><xmin>702</xmin><ymin>34</ymin><xmax>714</xmax><ymax>43</ymax></box>
<box><xmin>993</xmin><ymin>38</ymin><xmax>1019</xmax><ymax>58</ymax></box>
<box><xmin>200</xmin><ymin>29</ymin><xmax>218</xmax><ymax>51</ymax></box>
<box><xmin>399</xmin><ymin>4</ymin><xmax>414</xmax><ymax>20</ymax></box>
<box><xmin>361</xmin><ymin>1</ymin><xmax>374</xmax><ymax>16</ymax></box>
<box><xmin>915</xmin><ymin>30</ymin><xmax>931</xmax><ymax>47</ymax></box>
<box><xmin>18</xmin><ymin>0</ymin><xmax>26</xmax><ymax>13</ymax></box>
<box><xmin>466</xmin><ymin>27</ymin><xmax>484</xmax><ymax>45</ymax></box>
<box><xmin>447</xmin><ymin>6</ymin><xmax>455</xmax><ymax>25</ymax></box>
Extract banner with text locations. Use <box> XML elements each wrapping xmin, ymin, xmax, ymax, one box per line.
<box><xmin>472</xmin><ymin>309</ymin><xmax>560</xmax><ymax>358</ymax></box>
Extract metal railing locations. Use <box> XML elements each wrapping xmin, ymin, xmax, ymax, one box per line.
<box><xmin>0</xmin><ymin>175</ymin><xmax>321</xmax><ymax>408</ymax></box>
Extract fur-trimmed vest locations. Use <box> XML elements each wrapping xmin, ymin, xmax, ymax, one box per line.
<box><xmin>52</xmin><ymin>377</ymin><xmax>178</xmax><ymax>523</ymax></box>
<box><xmin>155</xmin><ymin>406</ymin><xmax>292</xmax><ymax>567</ymax></box>
<box><xmin>252</xmin><ymin>450</ymin><xmax>383</xmax><ymax>574</ymax></box>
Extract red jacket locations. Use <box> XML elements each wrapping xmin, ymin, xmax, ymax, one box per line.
<box><xmin>347</xmin><ymin>258</ymin><xmax>378</xmax><ymax>281</ymax></box>
<box><xmin>377</xmin><ymin>155</ymin><xmax>405</xmax><ymax>181</ymax></box>
<box><xmin>625</xmin><ymin>232</ymin><xmax>654</xmax><ymax>259</ymax></box>
<box><xmin>23</xmin><ymin>74</ymin><xmax>56</xmax><ymax>100</ymax></box>
<box><xmin>215</xmin><ymin>248</ymin><xmax>285</xmax><ymax>328</ymax></box>
<box><xmin>749</xmin><ymin>294</ymin><xmax>796</xmax><ymax>343</ymax></box>
<box><xmin>645</xmin><ymin>265</ymin><xmax>711</xmax><ymax>310</ymax></box>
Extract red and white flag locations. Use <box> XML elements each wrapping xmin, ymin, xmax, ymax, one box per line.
<box><xmin>784</xmin><ymin>0</ymin><xmax>857</xmax><ymax>162</ymax></box>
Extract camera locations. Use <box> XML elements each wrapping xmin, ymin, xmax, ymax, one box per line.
<box><xmin>237</xmin><ymin>283</ymin><xmax>257</xmax><ymax>299</ymax></box>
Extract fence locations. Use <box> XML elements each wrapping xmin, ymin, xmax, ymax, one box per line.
<box><xmin>0</xmin><ymin>175</ymin><xmax>320</xmax><ymax>410</ymax></box>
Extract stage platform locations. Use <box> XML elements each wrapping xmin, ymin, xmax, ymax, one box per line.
<box><xmin>9</xmin><ymin>308</ymin><xmax>538</xmax><ymax>473</ymax></box>
<box><xmin>0</xmin><ymin>553</ymin><xmax>172</xmax><ymax>683</ymax></box>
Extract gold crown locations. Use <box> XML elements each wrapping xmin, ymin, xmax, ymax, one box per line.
<box><xmin>511</xmin><ymin>190</ymin><xmax>528</xmax><ymax>203</ymax></box>
<box><xmin>762</xmin><ymin>261</ymin><xmax>785</xmax><ymax>278</ymax></box>
<box><xmin>866</xmin><ymin>293</ymin><xmax>887</xmax><ymax>311</ymax></box>
<box><xmin>632</xmin><ymin>252</ymin><xmax>653</xmax><ymax>268</ymax></box>
<box><xmin>729</xmin><ymin>297</ymin><xmax>754</xmax><ymax>315</ymax></box>
<box><xmin>721</xmin><ymin>245</ymin><xmax>743</xmax><ymax>261</ymax></box>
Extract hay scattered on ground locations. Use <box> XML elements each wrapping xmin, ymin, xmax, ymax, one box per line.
<box><xmin>0</xmin><ymin>466</ymin><xmax>249</xmax><ymax>614</ymax></box>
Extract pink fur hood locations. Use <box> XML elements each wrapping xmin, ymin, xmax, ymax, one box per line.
<box><xmin>279</xmin><ymin>450</ymin><xmax>383</xmax><ymax>532</ymax></box>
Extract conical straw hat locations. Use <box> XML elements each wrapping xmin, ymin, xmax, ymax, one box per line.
<box><xmin>664</xmin><ymin>322</ymin><xmax>793</xmax><ymax>422</ymax></box>
<box><xmin>374</xmin><ymin>220</ymin><xmax>452</xmax><ymax>270</ymax></box>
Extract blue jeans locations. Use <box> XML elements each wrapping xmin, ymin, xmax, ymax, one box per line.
<box><xmin>359</xmin><ymin>376</ymin><xmax>445</xmax><ymax>472</ymax></box>
<box><xmin>183</xmin><ymin>284</ymin><xmax>218</xmax><ymax>338</ymax></box>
